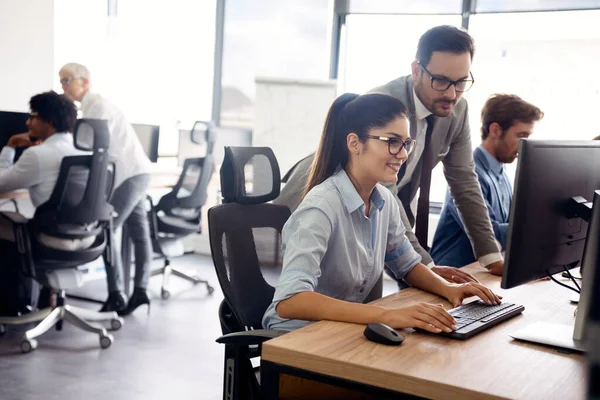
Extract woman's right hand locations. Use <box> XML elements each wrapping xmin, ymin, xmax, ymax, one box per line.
<box><xmin>382</xmin><ymin>303</ymin><xmax>457</xmax><ymax>333</ymax></box>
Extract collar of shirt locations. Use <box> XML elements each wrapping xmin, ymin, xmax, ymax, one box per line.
<box><xmin>412</xmin><ymin>89</ymin><xmax>432</xmax><ymax>122</ymax></box>
<box><xmin>479</xmin><ymin>145</ymin><xmax>504</xmax><ymax>177</ymax></box>
<box><xmin>332</xmin><ymin>169</ymin><xmax>385</xmax><ymax>215</ymax></box>
<box><xmin>44</xmin><ymin>132</ymin><xmax>73</xmax><ymax>145</ymax></box>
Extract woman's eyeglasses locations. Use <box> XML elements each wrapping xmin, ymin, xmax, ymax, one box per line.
<box><xmin>366</xmin><ymin>135</ymin><xmax>416</xmax><ymax>155</ymax></box>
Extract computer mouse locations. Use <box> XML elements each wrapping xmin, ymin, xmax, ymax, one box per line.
<box><xmin>363</xmin><ymin>323</ymin><xmax>405</xmax><ymax>346</ymax></box>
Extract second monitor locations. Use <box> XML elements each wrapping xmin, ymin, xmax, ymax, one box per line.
<box><xmin>502</xmin><ymin>139</ymin><xmax>600</xmax><ymax>352</ymax></box>
<box><xmin>502</xmin><ymin>140</ymin><xmax>600</xmax><ymax>289</ymax></box>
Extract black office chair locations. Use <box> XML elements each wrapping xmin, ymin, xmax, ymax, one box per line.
<box><xmin>208</xmin><ymin>146</ymin><xmax>290</xmax><ymax>400</ymax></box>
<box><xmin>0</xmin><ymin>119</ymin><xmax>123</xmax><ymax>353</ymax></box>
<box><xmin>147</xmin><ymin>120</ymin><xmax>216</xmax><ymax>299</ymax></box>
<box><xmin>209</xmin><ymin>146</ymin><xmax>384</xmax><ymax>400</ymax></box>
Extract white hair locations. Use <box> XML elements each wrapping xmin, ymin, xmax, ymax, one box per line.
<box><xmin>59</xmin><ymin>63</ymin><xmax>91</xmax><ymax>80</ymax></box>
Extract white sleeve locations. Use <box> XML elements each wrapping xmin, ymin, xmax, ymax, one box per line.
<box><xmin>0</xmin><ymin>147</ymin><xmax>41</xmax><ymax>192</ymax></box>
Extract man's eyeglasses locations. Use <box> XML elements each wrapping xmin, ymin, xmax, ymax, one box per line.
<box><xmin>366</xmin><ymin>135</ymin><xmax>416</xmax><ymax>155</ymax></box>
<box><xmin>60</xmin><ymin>77</ymin><xmax>80</xmax><ymax>86</ymax></box>
<box><xmin>417</xmin><ymin>61</ymin><xmax>474</xmax><ymax>92</ymax></box>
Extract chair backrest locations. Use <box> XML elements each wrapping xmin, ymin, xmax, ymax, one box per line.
<box><xmin>156</xmin><ymin>154</ymin><xmax>215</xmax><ymax>221</ymax></box>
<box><xmin>209</xmin><ymin>146</ymin><xmax>291</xmax><ymax>330</ymax></box>
<box><xmin>32</xmin><ymin>119</ymin><xmax>114</xmax><ymax>239</ymax></box>
<box><xmin>190</xmin><ymin>120</ymin><xmax>217</xmax><ymax>156</ymax></box>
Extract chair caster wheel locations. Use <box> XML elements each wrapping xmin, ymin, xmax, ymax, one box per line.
<box><xmin>207</xmin><ymin>286</ymin><xmax>215</xmax><ymax>295</ymax></box>
<box><xmin>110</xmin><ymin>318</ymin><xmax>124</xmax><ymax>331</ymax></box>
<box><xmin>20</xmin><ymin>339</ymin><xmax>37</xmax><ymax>353</ymax></box>
<box><xmin>161</xmin><ymin>289</ymin><xmax>170</xmax><ymax>300</ymax></box>
<box><xmin>100</xmin><ymin>334</ymin><xmax>113</xmax><ymax>349</ymax></box>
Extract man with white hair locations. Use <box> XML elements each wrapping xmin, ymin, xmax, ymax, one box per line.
<box><xmin>59</xmin><ymin>62</ymin><xmax>152</xmax><ymax>315</ymax></box>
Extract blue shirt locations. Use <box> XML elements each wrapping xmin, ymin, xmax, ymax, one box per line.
<box><xmin>262</xmin><ymin>169</ymin><xmax>422</xmax><ymax>331</ymax></box>
<box><xmin>430</xmin><ymin>146</ymin><xmax>512</xmax><ymax>268</ymax></box>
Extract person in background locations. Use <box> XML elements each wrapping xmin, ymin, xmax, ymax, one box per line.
<box><xmin>59</xmin><ymin>63</ymin><xmax>152</xmax><ymax>315</ymax></box>
<box><xmin>430</xmin><ymin>94</ymin><xmax>543</xmax><ymax>267</ymax></box>
<box><xmin>263</xmin><ymin>93</ymin><xmax>501</xmax><ymax>332</ymax></box>
<box><xmin>0</xmin><ymin>91</ymin><xmax>92</xmax><ymax>250</ymax></box>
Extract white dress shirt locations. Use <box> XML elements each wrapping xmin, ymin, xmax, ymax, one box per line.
<box><xmin>405</xmin><ymin>91</ymin><xmax>502</xmax><ymax>268</ymax></box>
<box><xmin>0</xmin><ymin>133</ymin><xmax>86</xmax><ymax>207</ymax></box>
<box><xmin>0</xmin><ymin>133</ymin><xmax>95</xmax><ymax>250</ymax></box>
<box><xmin>80</xmin><ymin>91</ymin><xmax>151</xmax><ymax>189</ymax></box>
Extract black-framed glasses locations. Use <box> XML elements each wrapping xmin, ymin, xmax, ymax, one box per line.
<box><xmin>366</xmin><ymin>135</ymin><xmax>416</xmax><ymax>155</ymax></box>
<box><xmin>417</xmin><ymin>61</ymin><xmax>474</xmax><ymax>92</ymax></box>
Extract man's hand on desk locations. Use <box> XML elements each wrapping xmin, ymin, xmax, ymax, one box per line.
<box><xmin>7</xmin><ymin>133</ymin><xmax>41</xmax><ymax>149</ymax></box>
<box><xmin>485</xmin><ymin>261</ymin><xmax>504</xmax><ymax>276</ymax></box>
<box><xmin>431</xmin><ymin>266</ymin><xmax>479</xmax><ymax>284</ymax></box>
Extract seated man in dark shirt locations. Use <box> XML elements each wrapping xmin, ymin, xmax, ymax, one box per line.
<box><xmin>430</xmin><ymin>94</ymin><xmax>543</xmax><ymax>268</ymax></box>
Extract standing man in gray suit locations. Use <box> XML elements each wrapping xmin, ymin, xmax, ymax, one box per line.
<box><xmin>275</xmin><ymin>25</ymin><xmax>503</xmax><ymax>279</ymax></box>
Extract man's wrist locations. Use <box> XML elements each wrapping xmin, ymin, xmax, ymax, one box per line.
<box><xmin>478</xmin><ymin>252</ymin><xmax>503</xmax><ymax>268</ymax></box>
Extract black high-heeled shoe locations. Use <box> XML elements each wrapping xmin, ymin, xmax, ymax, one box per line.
<box><xmin>125</xmin><ymin>287</ymin><xmax>151</xmax><ymax>315</ymax></box>
<box><xmin>99</xmin><ymin>291</ymin><xmax>128</xmax><ymax>316</ymax></box>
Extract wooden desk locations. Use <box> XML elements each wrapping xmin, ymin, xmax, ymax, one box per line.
<box><xmin>0</xmin><ymin>169</ymin><xmax>181</xmax><ymax>200</ymax></box>
<box><xmin>261</xmin><ymin>264</ymin><xmax>585</xmax><ymax>400</ymax></box>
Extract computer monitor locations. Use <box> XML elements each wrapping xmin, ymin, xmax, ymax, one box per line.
<box><xmin>131</xmin><ymin>123</ymin><xmax>159</xmax><ymax>162</ymax></box>
<box><xmin>0</xmin><ymin>110</ymin><xmax>30</xmax><ymax>161</ymax></box>
<box><xmin>502</xmin><ymin>139</ymin><xmax>600</xmax><ymax>352</ymax></box>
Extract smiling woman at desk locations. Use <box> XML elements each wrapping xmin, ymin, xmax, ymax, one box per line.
<box><xmin>262</xmin><ymin>93</ymin><xmax>502</xmax><ymax>333</ymax></box>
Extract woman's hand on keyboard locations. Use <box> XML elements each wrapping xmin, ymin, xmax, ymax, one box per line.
<box><xmin>383</xmin><ymin>303</ymin><xmax>458</xmax><ymax>333</ymax></box>
<box><xmin>443</xmin><ymin>282</ymin><xmax>502</xmax><ymax>308</ymax></box>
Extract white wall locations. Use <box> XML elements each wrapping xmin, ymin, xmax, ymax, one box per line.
<box><xmin>253</xmin><ymin>77</ymin><xmax>337</xmax><ymax>176</ymax></box>
<box><xmin>0</xmin><ymin>0</ymin><xmax>55</xmax><ymax>111</ymax></box>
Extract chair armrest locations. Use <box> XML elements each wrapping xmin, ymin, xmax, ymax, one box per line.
<box><xmin>0</xmin><ymin>211</ymin><xmax>28</xmax><ymax>224</ymax></box>
<box><xmin>216</xmin><ymin>329</ymin><xmax>286</xmax><ymax>346</ymax></box>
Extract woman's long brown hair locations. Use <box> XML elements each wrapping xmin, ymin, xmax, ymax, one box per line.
<box><xmin>303</xmin><ymin>93</ymin><xmax>409</xmax><ymax>198</ymax></box>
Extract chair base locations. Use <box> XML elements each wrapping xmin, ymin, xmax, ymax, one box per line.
<box><xmin>153</xmin><ymin>258</ymin><xmax>215</xmax><ymax>300</ymax></box>
<box><xmin>0</xmin><ymin>305</ymin><xmax>123</xmax><ymax>353</ymax></box>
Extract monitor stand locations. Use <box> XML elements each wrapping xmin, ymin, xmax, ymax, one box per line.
<box><xmin>510</xmin><ymin>322</ymin><xmax>586</xmax><ymax>352</ymax></box>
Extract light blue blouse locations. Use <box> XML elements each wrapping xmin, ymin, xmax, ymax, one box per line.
<box><xmin>262</xmin><ymin>169</ymin><xmax>422</xmax><ymax>331</ymax></box>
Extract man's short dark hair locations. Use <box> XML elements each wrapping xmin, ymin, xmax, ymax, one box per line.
<box><xmin>29</xmin><ymin>91</ymin><xmax>77</xmax><ymax>133</ymax></box>
<box><xmin>480</xmin><ymin>94</ymin><xmax>544</xmax><ymax>140</ymax></box>
<box><xmin>416</xmin><ymin>25</ymin><xmax>475</xmax><ymax>66</ymax></box>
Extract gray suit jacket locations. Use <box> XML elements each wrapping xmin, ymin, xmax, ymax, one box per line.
<box><xmin>274</xmin><ymin>75</ymin><xmax>499</xmax><ymax>265</ymax></box>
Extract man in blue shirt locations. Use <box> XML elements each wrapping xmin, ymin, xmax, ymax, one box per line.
<box><xmin>430</xmin><ymin>94</ymin><xmax>543</xmax><ymax>268</ymax></box>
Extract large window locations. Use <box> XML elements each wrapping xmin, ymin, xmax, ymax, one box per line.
<box><xmin>467</xmin><ymin>10</ymin><xmax>600</xmax><ymax>181</ymax></box>
<box><xmin>339</xmin><ymin>14</ymin><xmax>462</xmax><ymax>203</ymax></box>
<box><xmin>219</xmin><ymin>0</ymin><xmax>330</xmax><ymax>128</ymax></box>
<box><xmin>54</xmin><ymin>0</ymin><xmax>216</xmax><ymax>157</ymax></box>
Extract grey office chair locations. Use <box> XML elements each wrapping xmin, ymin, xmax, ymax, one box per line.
<box><xmin>147</xmin><ymin>121</ymin><xmax>216</xmax><ymax>299</ymax></box>
<box><xmin>0</xmin><ymin>119</ymin><xmax>123</xmax><ymax>353</ymax></box>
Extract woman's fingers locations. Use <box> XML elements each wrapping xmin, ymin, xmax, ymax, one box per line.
<box><xmin>419</xmin><ymin>304</ymin><xmax>456</xmax><ymax>329</ymax></box>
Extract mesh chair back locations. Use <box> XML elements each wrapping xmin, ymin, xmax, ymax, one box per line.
<box><xmin>32</xmin><ymin>119</ymin><xmax>114</xmax><ymax>239</ymax></box>
<box><xmin>209</xmin><ymin>147</ymin><xmax>290</xmax><ymax>330</ymax></box>
<box><xmin>156</xmin><ymin>155</ymin><xmax>215</xmax><ymax>225</ymax></box>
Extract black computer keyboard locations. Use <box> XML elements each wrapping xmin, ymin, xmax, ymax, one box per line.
<box><xmin>423</xmin><ymin>300</ymin><xmax>525</xmax><ymax>340</ymax></box>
